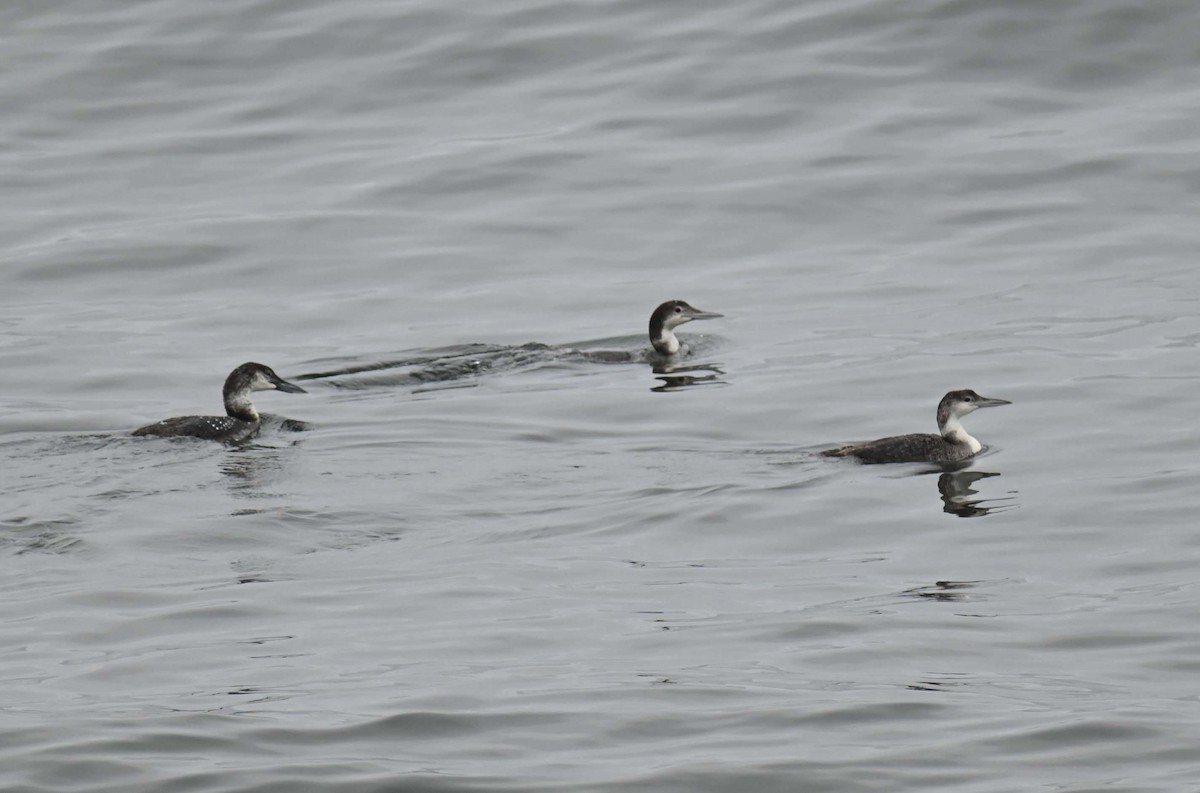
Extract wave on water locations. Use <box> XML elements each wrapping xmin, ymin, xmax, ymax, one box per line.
<box><xmin>294</xmin><ymin>337</ymin><xmax>727</xmax><ymax>392</ymax></box>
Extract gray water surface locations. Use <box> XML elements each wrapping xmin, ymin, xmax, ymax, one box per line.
<box><xmin>4</xmin><ymin>1</ymin><xmax>1200</xmax><ymax>791</ymax></box>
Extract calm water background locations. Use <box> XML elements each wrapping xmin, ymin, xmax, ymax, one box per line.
<box><xmin>3</xmin><ymin>0</ymin><xmax>1200</xmax><ymax>790</ymax></box>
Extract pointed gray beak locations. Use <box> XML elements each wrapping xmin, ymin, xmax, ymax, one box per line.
<box><xmin>977</xmin><ymin>396</ymin><xmax>1011</xmax><ymax>408</ymax></box>
<box><xmin>686</xmin><ymin>309</ymin><xmax>724</xmax><ymax>321</ymax></box>
<box><xmin>273</xmin><ymin>378</ymin><xmax>307</xmax><ymax>394</ymax></box>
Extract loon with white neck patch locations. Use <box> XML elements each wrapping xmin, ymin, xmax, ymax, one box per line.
<box><xmin>649</xmin><ymin>300</ymin><xmax>723</xmax><ymax>355</ymax></box>
<box><xmin>132</xmin><ymin>362</ymin><xmax>307</xmax><ymax>443</ymax></box>
<box><xmin>821</xmin><ymin>389</ymin><xmax>1011</xmax><ymax>464</ymax></box>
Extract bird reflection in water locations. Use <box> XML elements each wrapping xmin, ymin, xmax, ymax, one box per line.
<box><xmin>930</xmin><ymin>467</ymin><xmax>1016</xmax><ymax>517</ymax></box>
<box><xmin>650</xmin><ymin>360</ymin><xmax>726</xmax><ymax>393</ymax></box>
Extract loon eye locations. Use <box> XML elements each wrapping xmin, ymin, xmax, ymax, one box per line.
<box><xmin>673</xmin><ymin>305</ymin><xmax>683</xmax><ymax>313</ymax></box>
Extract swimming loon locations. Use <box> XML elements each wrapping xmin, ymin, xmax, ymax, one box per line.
<box><xmin>650</xmin><ymin>300</ymin><xmax>723</xmax><ymax>355</ymax></box>
<box><xmin>132</xmin><ymin>362</ymin><xmax>306</xmax><ymax>442</ymax></box>
<box><xmin>821</xmin><ymin>389</ymin><xmax>1011</xmax><ymax>464</ymax></box>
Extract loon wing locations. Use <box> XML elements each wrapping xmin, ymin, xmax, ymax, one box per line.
<box><xmin>132</xmin><ymin>415</ymin><xmax>256</xmax><ymax>441</ymax></box>
<box><xmin>821</xmin><ymin>433</ymin><xmax>945</xmax><ymax>464</ymax></box>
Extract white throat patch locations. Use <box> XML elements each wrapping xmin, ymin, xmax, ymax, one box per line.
<box><xmin>941</xmin><ymin>414</ymin><xmax>981</xmax><ymax>452</ymax></box>
<box><xmin>655</xmin><ymin>330</ymin><xmax>680</xmax><ymax>355</ymax></box>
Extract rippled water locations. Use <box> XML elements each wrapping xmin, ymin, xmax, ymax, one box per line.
<box><xmin>4</xmin><ymin>0</ymin><xmax>1200</xmax><ymax>790</ymax></box>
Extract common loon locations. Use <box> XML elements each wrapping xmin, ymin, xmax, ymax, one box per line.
<box><xmin>821</xmin><ymin>389</ymin><xmax>1011</xmax><ymax>464</ymax></box>
<box><xmin>132</xmin><ymin>362</ymin><xmax>306</xmax><ymax>442</ymax></box>
<box><xmin>650</xmin><ymin>300</ymin><xmax>723</xmax><ymax>355</ymax></box>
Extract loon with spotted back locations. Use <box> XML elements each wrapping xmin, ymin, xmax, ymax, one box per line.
<box><xmin>649</xmin><ymin>300</ymin><xmax>723</xmax><ymax>355</ymax></box>
<box><xmin>821</xmin><ymin>389</ymin><xmax>1011</xmax><ymax>464</ymax></box>
<box><xmin>132</xmin><ymin>362</ymin><xmax>306</xmax><ymax>442</ymax></box>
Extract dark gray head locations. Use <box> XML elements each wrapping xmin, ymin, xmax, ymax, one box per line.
<box><xmin>223</xmin><ymin>362</ymin><xmax>307</xmax><ymax>401</ymax></box>
<box><xmin>936</xmin><ymin>389</ymin><xmax>1010</xmax><ymax>433</ymax></box>
<box><xmin>649</xmin><ymin>300</ymin><xmax>724</xmax><ymax>355</ymax></box>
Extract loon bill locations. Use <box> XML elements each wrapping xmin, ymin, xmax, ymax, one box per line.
<box><xmin>132</xmin><ymin>362</ymin><xmax>307</xmax><ymax>443</ymax></box>
<box><xmin>821</xmin><ymin>389</ymin><xmax>1011</xmax><ymax>464</ymax></box>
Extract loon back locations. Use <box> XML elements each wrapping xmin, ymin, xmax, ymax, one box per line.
<box><xmin>132</xmin><ymin>414</ymin><xmax>261</xmax><ymax>442</ymax></box>
<box><xmin>821</xmin><ymin>432</ymin><xmax>977</xmax><ymax>465</ymax></box>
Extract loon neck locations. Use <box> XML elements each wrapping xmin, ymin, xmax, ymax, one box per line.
<box><xmin>224</xmin><ymin>391</ymin><xmax>259</xmax><ymax>423</ymax></box>
<box><xmin>939</xmin><ymin>414</ymin><xmax>981</xmax><ymax>452</ymax></box>
<box><xmin>652</xmin><ymin>328</ymin><xmax>681</xmax><ymax>355</ymax></box>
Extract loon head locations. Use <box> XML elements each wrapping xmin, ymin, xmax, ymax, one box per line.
<box><xmin>649</xmin><ymin>300</ymin><xmax>723</xmax><ymax>355</ymax></box>
<box><xmin>936</xmin><ymin>389</ymin><xmax>1011</xmax><ymax>449</ymax></box>
<box><xmin>222</xmin><ymin>362</ymin><xmax>306</xmax><ymax>419</ymax></box>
